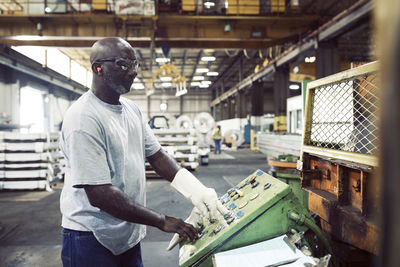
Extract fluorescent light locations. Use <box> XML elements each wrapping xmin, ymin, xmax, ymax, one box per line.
<box><xmin>160</xmin><ymin>76</ymin><xmax>172</xmax><ymax>81</ymax></box>
<box><xmin>132</xmin><ymin>83</ymin><xmax>145</xmax><ymax>90</ymax></box>
<box><xmin>193</xmin><ymin>76</ymin><xmax>204</xmax><ymax>81</ymax></box>
<box><xmin>201</xmin><ymin>56</ymin><xmax>216</xmax><ymax>62</ymax></box>
<box><xmin>207</xmin><ymin>72</ymin><xmax>219</xmax><ymax>76</ymax></box>
<box><xmin>161</xmin><ymin>82</ymin><xmax>172</xmax><ymax>87</ymax></box>
<box><xmin>305</xmin><ymin>56</ymin><xmax>316</xmax><ymax>63</ymax></box>
<box><xmin>196</xmin><ymin>68</ymin><xmax>209</xmax><ymax>73</ymax></box>
<box><xmin>160</xmin><ymin>103</ymin><xmax>168</xmax><ymax>111</ymax></box>
<box><xmin>199</xmin><ymin>84</ymin><xmax>209</xmax><ymax>88</ymax></box>
<box><xmin>204</xmin><ymin>1</ymin><xmax>215</xmax><ymax>8</ymax></box>
<box><xmin>156</xmin><ymin>58</ymin><xmax>170</xmax><ymax>63</ymax></box>
<box><xmin>191</xmin><ymin>82</ymin><xmax>201</xmax><ymax>86</ymax></box>
<box><xmin>289</xmin><ymin>84</ymin><xmax>300</xmax><ymax>90</ymax></box>
<box><xmin>201</xmin><ymin>81</ymin><xmax>212</xmax><ymax>85</ymax></box>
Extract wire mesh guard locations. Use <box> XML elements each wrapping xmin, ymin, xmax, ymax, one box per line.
<box><xmin>307</xmin><ymin>71</ymin><xmax>378</xmax><ymax>155</ymax></box>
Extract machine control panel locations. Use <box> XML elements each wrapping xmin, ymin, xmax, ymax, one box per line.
<box><xmin>179</xmin><ymin>169</ymin><xmax>292</xmax><ymax>267</ymax></box>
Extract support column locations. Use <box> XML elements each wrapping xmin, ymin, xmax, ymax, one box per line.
<box><xmin>251</xmin><ymin>80</ymin><xmax>264</xmax><ymax>116</ymax></box>
<box><xmin>235</xmin><ymin>91</ymin><xmax>242</xmax><ymax>118</ymax></box>
<box><xmin>179</xmin><ymin>95</ymin><xmax>183</xmax><ymax>115</ymax></box>
<box><xmin>239</xmin><ymin>57</ymin><xmax>243</xmax><ymax>82</ymax></box>
<box><xmin>216</xmin><ymin>103</ymin><xmax>222</xmax><ymax>121</ymax></box>
<box><xmin>316</xmin><ymin>40</ymin><xmax>339</xmax><ymax>79</ymax></box>
<box><xmin>273</xmin><ymin>66</ymin><xmax>289</xmax><ymax>116</ymax></box>
<box><xmin>221</xmin><ymin>101</ymin><xmax>228</xmax><ymax>120</ymax></box>
<box><xmin>244</xmin><ymin>91</ymin><xmax>251</xmax><ymax>118</ymax></box>
<box><xmin>227</xmin><ymin>97</ymin><xmax>233</xmax><ymax>119</ymax></box>
<box><xmin>147</xmin><ymin>95</ymin><xmax>151</xmax><ymax>120</ymax></box>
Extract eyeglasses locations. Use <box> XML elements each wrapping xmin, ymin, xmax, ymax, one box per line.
<box><xmin>95</xmin><ymin>58</ymin><xmax>140</xmax><ymax>71</ymax></box>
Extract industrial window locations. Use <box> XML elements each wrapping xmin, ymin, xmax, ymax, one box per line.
<box><xmin>20</xmin><ymin>87</ymin><xmax>45</xmax><ymax>133</ymax></box>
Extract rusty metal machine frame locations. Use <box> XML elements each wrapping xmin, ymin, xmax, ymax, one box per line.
<box><xmin>298</xmin><ymin>61</ymin><xmax>380</xmax><ymax>255</ymax></box>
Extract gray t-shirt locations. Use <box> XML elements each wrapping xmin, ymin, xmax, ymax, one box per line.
<box><xmin>59</xmin><ymin>90</ymin><xmax>161</xmax><ymax>255</ymax></box>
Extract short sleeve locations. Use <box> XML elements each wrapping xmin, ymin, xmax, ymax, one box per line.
<box><xmin>65</xmin><ymin>130</ymin><xmax>111</xmax><ymax>186</ymax></box>
<box><xmin>143</xmin><ymin>122</ymin><xmax>161</xmax><ymax>157</ymax></box>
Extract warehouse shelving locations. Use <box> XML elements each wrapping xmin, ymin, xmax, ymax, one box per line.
<box><xmin>0</xmin><ymin>132</ymin><xmax>65</xmax><ymax>190</ymax></box>
<box><xmin>146</xmin><ymin>129</ymin><xmax>199</xmax><ymax>178</ymax></box>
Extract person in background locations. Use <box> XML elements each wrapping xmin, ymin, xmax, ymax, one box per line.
<box><xmin>59</xmin><ymin>37</ymin><xmax>229</xmax><ymax>267</ymax></box>
<box><xmin>212</xmin><ymin>125</ymin><xmax>222</xmax><ymax>154</ymax></box>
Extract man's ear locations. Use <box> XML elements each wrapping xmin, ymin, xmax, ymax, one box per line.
<box><xmin>92</xmin><ymin>63</ymin><xmax>102</xmax><ymax>75</ymax></box>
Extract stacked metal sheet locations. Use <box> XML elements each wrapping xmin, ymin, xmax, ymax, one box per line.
<box><xmin>257</xmin><ymin>132</ymin><xmax>302</xmax><ymax>157</ymax></box>
<box><xmin>146</xmin><ymin>129</ymin><xmax>199</xmax><ymax>178</ymax></box>
<box><xmin>0</xmin><ymin>132</ymin><xmax>64</xmax><ymax>190</ymax></box>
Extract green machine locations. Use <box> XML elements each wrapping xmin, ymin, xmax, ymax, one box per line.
<box><xmin>267</xmin><ymin>155</ymin><xmax>308</xmax><ymax>208</ymax></box>
<box><xmin>179</xmin><ymin>170</ymin><xmax>331</xmax><ymax>267</ymax></box>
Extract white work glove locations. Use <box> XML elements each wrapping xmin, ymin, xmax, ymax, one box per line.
<box><xmin>167</xmin><ymin>207</ymin><xmax>203</xmax><ymax>251</ymax></box>
<box><xmin>171</xmin><ymin>168</ymin><xmax>229</xmax><ymax>222</ymax></box>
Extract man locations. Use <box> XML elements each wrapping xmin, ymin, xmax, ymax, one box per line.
<box><xmin>59</xmin><ymin>37</ymin><xmax>228</xmax><ymax>266</ymax></box>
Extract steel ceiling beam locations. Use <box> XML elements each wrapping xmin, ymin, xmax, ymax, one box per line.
<box><xmin>181</xmin><ymin>49</ymin><xmax>187</xmax><ymax>74</ymax></box>
<box><xmin>188</xmin><ymin>50</ymin><xmax>203</xmax><ymax>88</ymax></box>
<box><xmin>210</xmin><ymin>0</ymin><xmax>372</xmax><ymax>107</ymax></box>
<box><xmin>0</xmin><ymin>35</ymin><xmax>300</xmax><ymax>49</ymax></box>
<box><xmin>0</xmin><ymin>13</ymin><xmax>318</xmax><ymax>48</ymax></box>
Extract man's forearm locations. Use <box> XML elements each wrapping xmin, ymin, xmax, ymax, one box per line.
<box><xmin>84</xmin><ymin>184</ymin><xmax>164</xmax><ymax>228</ymax></box>
<box><xmin>147</xmin><ymin>148</ymin><xmax>181</xmax><ymax>182</ymax></box>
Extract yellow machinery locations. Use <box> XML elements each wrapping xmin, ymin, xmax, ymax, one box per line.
<box><xmin>146</xmin><ymin>63</ymin><xmax>187</xmax><ymax>97</ymax></box>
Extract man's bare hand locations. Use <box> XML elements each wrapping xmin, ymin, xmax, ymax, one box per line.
<box><xmin>158</xmin><ymin>216</ymin><xmax>198</xmax><ymax>242</ymax></box>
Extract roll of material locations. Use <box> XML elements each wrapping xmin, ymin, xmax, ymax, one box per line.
<box><xmin>224</xmin><ymin>129</ymin><xmax>244</xmax><ymax>148</ymax></box>
<box><xmin>194</xmin><ymin>112</ymin><xmax>215</xmax><ymax>134</ymax></box>
<box><xmin>175</xmin><ymin>115</ymin><xmax>193</xmax><ymax>130</ymax></box>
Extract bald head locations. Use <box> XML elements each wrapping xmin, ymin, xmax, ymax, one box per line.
<box><xmin>90</xmin><ymin>37</ymin><xmax>134</xmax><ymax>64</ymax></box>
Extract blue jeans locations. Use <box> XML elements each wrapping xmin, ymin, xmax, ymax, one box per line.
<box><xmin>214</xmin><ymin>139</ymin><xmax>221</xmax><ymax>154</ymax></box>
<box><xmin>61</xmin><ymin>228</ymin><xmax>143</xmax><ymax>267</ymax></box>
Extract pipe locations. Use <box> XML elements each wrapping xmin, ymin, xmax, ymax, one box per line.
<box><xmin>288</xmin><ymin>210</ymin><xmax>338</xmax><ymax>267</ymax></box>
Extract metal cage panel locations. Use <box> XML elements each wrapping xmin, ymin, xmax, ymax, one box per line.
<box><xmin>304</xmin><ymin>62</ymin><xmax>379</xmax><ymax>159</ymax></box>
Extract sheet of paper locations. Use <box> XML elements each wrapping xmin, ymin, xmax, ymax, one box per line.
<box><xmin>214</xmin><ymin>235</ymin><xmax>316</xmax><ymax>267</ymax></box>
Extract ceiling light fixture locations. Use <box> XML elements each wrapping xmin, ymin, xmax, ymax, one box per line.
<box><xmin>196</xmin><ymin>68</ymin><xmax>209</xmax><ymax>73</ymax></box>
<box><xmin>191</xmin><ymin>82</ymin><xmax>201</xmax><ymax>86</ymax></box>
<box><xmin>204</xmin><ymin>1</ymin><xmax>215</xmax><ymax>8</ymax></box>
<box><xmin>132</xmin><ymin>83</ymin><xmax>145</xmax><ymax>90</ymax></box>
<box><xmin>201</xmin><ymin>81</ymin><xmax>212</xmax><ymax>85</ymax></box>
<box><xmin>201</xmin><ymin>56</ymin><xmax>216</xmax><ymax>62</ymax></box>
<box><xmin>161</xmin><ymin>82</ymin><xmax>172</xmax><ymax>87</ymax></box>
<box><xmin>160</xmin><ymin>76</ymin><xmax>172</xmax><ymax>81</ymax></box>
<box><xmin>207</xmin><ymin>72</ymin><xmax>219</xmax><ymax>76</ymax></box>
<box><xmin>224</xmin><ymin>24</ymin><xmax>231</xmax><ymax>32</ymax></box>
<box><xmin>156</xmin><ymin>58</ymin><xmax>170</xmax><ymax>63</ymax></box>
<box><xmin>193</xmin><ymin>76</ymin><xmax>204</xmax><ymax>81</ymax></box>
<box><xmin>305</xmin><ymin>56</ymin><xmax>316</xmax><ymax>63</ymax></box>
<box><xmin>160</xmin><ymin>102</ymin><xmax>168</xmax><ymax>111</ymax></box>
<box><xmin>289</xmin><ymin>84</ymin><xmax>300</xmax><ymax>90</ymax></box>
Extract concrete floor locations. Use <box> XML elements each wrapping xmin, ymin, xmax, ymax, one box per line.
<box><xmin>0</xmin><ymin>149</ymin><xmax>268</xmax><ymax>267</ymax></box>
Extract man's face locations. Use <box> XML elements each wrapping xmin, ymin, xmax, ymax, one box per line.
<box><xmin>101</xmin><ymin>47</ymin><xmax>138</xmax><ymax>95</ymax></box>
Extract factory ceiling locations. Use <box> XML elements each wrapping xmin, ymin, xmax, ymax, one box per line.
<box><xmin>0</xmin><ymin>0</ymin><xmax>367</xmax><ymax>96</ymax></box>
